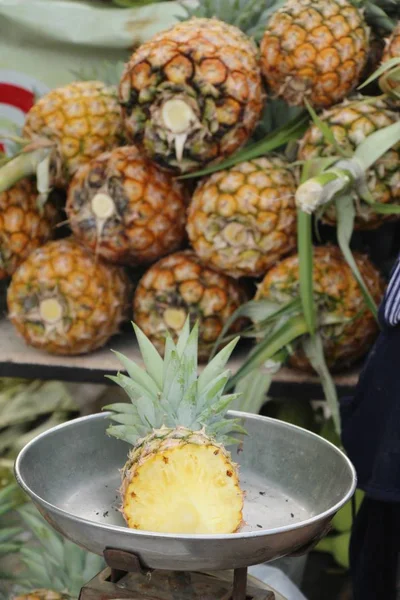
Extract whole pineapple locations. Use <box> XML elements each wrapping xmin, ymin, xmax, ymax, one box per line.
<box><xmin>7</xmin><ymin>238</ymin><xmax>131</xmax><ymax>355</ymax></box>
<box><xmin>66</xmin><ymin>146</ymin><xmax>188</xmax><ymax>266</ymax></box>
<box><xmin>383</xmin><ymin>21</ymin><xmax>400</xmax><ymax>62</ymax></box>
<box><xmin>380</xmin><ymin>21</ymin><xmax>400</xmax><ymax>91</ymax></box>
<box><xmin>260</xmin><ymin>0</ymin><xmax>370</xmax><ymax>108</ymax></box>
<box><xmin>133</xmin><ymin>250</ymin><xmax>248</xmax><ymax>360</ymax></box>
<box><xmin>0</xmin><ymin>179</ymin><xmax>58</xmax><ymax>280</ymax></box>
<box><xmin>0</xmin><ymin>81</ymin><xmax>123</xmax><ymax>194</ymax></box>
<box><xmin>106</xmin><ymin>320</ymin><xmax>245</xmax><ymax>534</ymax></box>
<box><xmin>119</xmin><ymin>18</ymin><xmax>265</xmax><ymax>174</ymax></box>
<box><xmin>297</xmin><ymin>96</ymin><xmax>400</xmax><ymax>229</ymax></box>
<box><xmin>187</xmin><ymin>156</ymin><xmax>297</xmax><ymax>279</ymax></box>
<box><xmin>255</xmin><ymin>245</ymin><xmax>384</xmax><ymax>370</ymax></box>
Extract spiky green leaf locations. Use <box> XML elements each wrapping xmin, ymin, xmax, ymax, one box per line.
<box><xmin>297</xmin><ymin>210</ymin><xmax>316</xmax><ymax>336</ymax></box>
<box><xmin>302</xmin><ymin>334</ymin><xmax>341</xmax><ymax>435</ymax></box>
<box><xmin>111</xmin><ymin>351</ymin><xmax>161</xmax><ymax>394</ymax></box>
<box><xmin>233</xmin><ymin>370</ymin><xmax>273</xmax><ymax>414</ymax></box>
<box><xmin>227</xmin><ymin>315</ymin><xmax>309</xmax><ymax>391</ymax></box>
<box><xmin>354</xmin><ymin>120</ymin><xmax>400</xmax><ymax>171</ymax></box>
<box><xmin>132</xmin><ymin>323</ymin><xmax>163</xmax><ymax>389</ymax></box>
<box><xmin>198</xmin><ymin>337</ymin><xmax>239</xmax><ymax>394</ymax></box>
<box><xmin>335</xmin><ymin>195</ymin><xmax>378</xmax><ymax>321</ymax></box>
<box><xmin>179</xmin><ymin>111</ymin><xmax>309</xmax><ymax>179</ymax></box>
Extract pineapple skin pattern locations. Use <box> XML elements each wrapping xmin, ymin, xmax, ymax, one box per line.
<box><xmin>133</xmin><ymin>250</ymin><xmax>248</xmax><ymax>360</ymax></box>
<box><xmin>119</xmin><ymin>18</ymin><xmax>265</xmax><ymax>173</ymax></box>
<box><xmin>256</xmin><ymin>245</ymin><xmax>385</xmax><ymax>370</ymax></box>
<box><xmin>7</xmin><ymin>238</ymin><xmax>131</xmax><ymax>355</ymax></box>
<box><xmin>260</xmin><ymin>0</ymin><xmax>370</xmax><ymax>108</ymax></box>
<box><xmin>66</xmin><ymin>146</ymin><xmax>187</xmax><ymax>266</ymax></box>
<box><xmin>187</xmin><ymin>156</ymin><xmax>297</xmax><ymax>278</ymax></box>
<box><xmin>298</xmin><ymin>97</ymin><xmax>400</xmax><ymax>229</ymax></box>
<box><xmin>381</xmin><ymin>22</ymin><xmax>400</xmax><ymax>90</ymax></box>
<box><xmin>0</xmin><ymin>179</ymin><xmax>58</xmax><ymax>280</ymax></box>
<box><xmin>383</xmin><ymin>22</ymin><xmax>400</xmax><ymax>62</ymax></box>
<box><xmin>23</xmin><ymin>81</ymin><xmax>124</xmax><ymax>186</ymax></box>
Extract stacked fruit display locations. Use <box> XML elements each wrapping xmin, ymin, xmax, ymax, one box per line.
<box><xmin>0</xmin><ymin>0</ymin><xmax>399</xmax><ymax>393</ymax></box>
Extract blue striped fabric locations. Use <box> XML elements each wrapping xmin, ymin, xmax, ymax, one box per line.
<box><xmin>383</xmin><ymin>258</ymin><xmax>400</xmax><ymax>327</ymax></box>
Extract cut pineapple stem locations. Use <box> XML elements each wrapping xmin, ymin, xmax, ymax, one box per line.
<box><xmin>164</xmin><ymin>308</ymin><xmax>187</xmax><ymax>330</ymax></box>
<box><xmin>162</xmin><ymin>98</ymin><xmax>197</xmax><ymax>162</ymax></box>
<box><xmin>91</xmin><ymin>193</ymin><xmax>116</xmax><ymax>220</ymax></box>
<box><xmin>0</xmin><ymin>148</ymin><xmax>52</xmax><ymax>194</ymax></box>
<box><xmin>162</xmin><ymin>99</ymin><xmax>196</xmax><ymax>134</ymax></box>
<box><xmin>295</xmin><ymin>168</ymin><xmax>354</xmax><ymax>214</ymax></box>
<box><xmin>39</xmin><ymin>298</ymin><xmax>63</xmax><ymax>324</ymax></box>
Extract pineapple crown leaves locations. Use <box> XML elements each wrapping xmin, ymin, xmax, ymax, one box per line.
<box><xmin>16</xmin><ymin>503</ymin><xmax>104</xmax><ymax>598</ymax></box>
<box><xmin>351</xmin><ymin>0</ymin><xmax>399</xmax><ymax>31</ymax></box>
<box><xmin>70</xmin><ymin>61</ymin><xmax>127</xmax><ymax>88</ymax></box>
<box><xmin>104</xmin><ymin>318</ymin><xmax>247</xmax><ymax>446</ymax></box>
<box><xmin>179</xmin><ymin>0</ymin><xmax>286</xmax><ymax>42</ymax></box>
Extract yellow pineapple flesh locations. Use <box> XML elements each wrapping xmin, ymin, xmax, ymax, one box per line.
<box><xmin>122</xmin><ymin>428</ymin><xmax>243</xmax><ymax>534</ymax></box>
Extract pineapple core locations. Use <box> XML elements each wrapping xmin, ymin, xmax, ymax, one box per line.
<box><xmin>123</xmin><ymin>443</ymin><xmax>243</xmax><ymax>534</ymax></box>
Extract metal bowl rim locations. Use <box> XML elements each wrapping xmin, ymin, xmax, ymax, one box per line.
<box><xmin>14</xmin><ymin>410</ymin><xmax>357</xmax><ymax>542</ymax></box>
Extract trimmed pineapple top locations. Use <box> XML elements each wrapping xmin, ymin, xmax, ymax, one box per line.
<box><xmin>105</xmin><ymin>318</ymin><xmax>245</xmax><ymax>446</ymax></box>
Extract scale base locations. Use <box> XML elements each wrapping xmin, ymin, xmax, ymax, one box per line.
<box><xmin>79</xmin><ymin>567</ymin><xmax>276</xmax><ymax>600</ymax></box>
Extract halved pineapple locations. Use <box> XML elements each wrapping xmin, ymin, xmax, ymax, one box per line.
<box><xmin>106</xmin><ymin>320</ymin><xmax>246</xmax><ymax>534</ymax></box>
<box><xmin>121</xmin><ymin>428</ymin><xmax>243</xmax><ymax>534</ymax></box>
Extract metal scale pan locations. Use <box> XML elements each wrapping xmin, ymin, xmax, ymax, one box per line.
<box><xmin>15</xmin><ymin>410</ymin><xmax>356</xmax><ymax>572</ymax></box>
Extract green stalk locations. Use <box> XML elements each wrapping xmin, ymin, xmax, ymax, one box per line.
<box><xmin>0</xmin><ymin>148</ymin><xmax>50</xmax><ymax>193</ymax></box>
<box><xmin>335</xmin><ymin>196</ymin><xmax>378</xmax><ymax>322</ymax></box>
<box><xmin>179</xmin><ymin>111</ymin><xmax>309</xmax><ymax>180</ymax></box>
<box><xmin>295</xmin><ymin>167</ymin><xmax>354</xmax><ymax>214</ymax></box>
<box><xmin>297</xmin><ymin>210</ymin><xmax>315</xmax><ymax>336</ymax></box>
<box><xmin>303</xmin><ymin>334</ymin><xmax>341</xmax><ymax>435</ymax></box>
<box><xmin>227</xmin><ymin>315</ymin><xmax>308</xmax><ymax>391</ymax></box>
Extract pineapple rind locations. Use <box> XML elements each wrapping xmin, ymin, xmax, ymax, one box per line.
<box><xmin>187</xmin><ymin>155</ymin><xmax>298</xmax><ymax>278</ymax></box>
<box><xmin>255</xmin><ymin>245</ymin><xmax>385</xmax><ymax>370</ymax></box>
<box><xmin>132</xmin><ymin>250</ymin><xmax>248</xmax><ymax>360</ymax></box>
<box><xmin>0</xmin><ymin>179</ymin><xmax>58</xmax><ymax>280</ymax></box>
<box><xmin>298</xmin><ymin>96</ymin><xmax>400</xmax><ymax>228</ymax></box>
<box><xmin>7</xmin><ymin>238</ymin><xmax>131</xmax><ymax>355</ymax></box>
<box><xmin>119</xmin><ymin>18</ymin><xmax>264</xmax><ymax>174</ymax></box>
<box><xmin>260</xmin><ymin>0</ymin><xmax>370</xmax><ymax>108</ymax></box>
<box><xmin>66</xmin><ymin>146</ymin><xmax>188</xmax><ymax>266</ymax></box>
<box><xmin>23</xmin><ymin>81</ymin><xmax>123</xmax><ymax>186</ymax></box>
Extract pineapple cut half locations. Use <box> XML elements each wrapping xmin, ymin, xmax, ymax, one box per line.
<box><xmin>105</xmin><ymin>319</ymin><xmax>246</xmax><ymax>535</ymax></box>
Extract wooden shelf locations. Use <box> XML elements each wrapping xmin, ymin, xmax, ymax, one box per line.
<box><xmin>0</xmin><ymin>318</ymin><xmax>361</xmax><ymax>397</ymax></box>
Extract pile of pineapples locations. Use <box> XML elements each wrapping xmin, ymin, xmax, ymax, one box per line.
<box><xmin>0</xmin><ymin>0</ymin><xmax>399</xmax><ymax>378</ymax></box>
